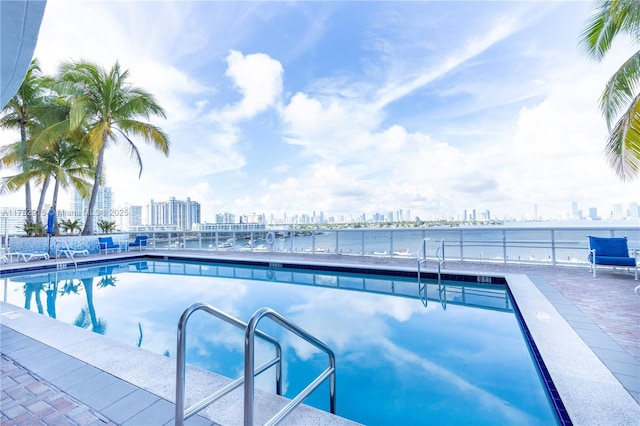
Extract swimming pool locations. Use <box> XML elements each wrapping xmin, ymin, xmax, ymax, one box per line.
<box><xmin>3</xmin><ymin>259</ymin><xmax>562</xmax><ymax>425</ymax></box>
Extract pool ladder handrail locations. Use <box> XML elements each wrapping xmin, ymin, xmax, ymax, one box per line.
<box><xmin>53</xmin><ymin>240</ymin><xmax>77</xmax><ymax>272</ymax></box>
<box><xmin>175</xmin><ymin>303</ymin><xmax>336</xmax><ymax>426</ymax></box>
<box><xmin>245</xmin><ymin>307</ymin><xmax>336</xmax><ymax>426</ymax></box>
<box><xmin>417</xmin><ymin>238</ymin><xmax>445</xmax><ymax>280</ymax></box>
<box><xmin>417</xmin><ymin>238</ymin><xmax>445</xmax><ymax>307</ymax></box>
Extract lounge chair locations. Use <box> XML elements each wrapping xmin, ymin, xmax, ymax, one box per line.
<box><xmin>588</xmin><ymin>236</ymin><xmax>638</xmax><ymax>280</ymax></box>
<box><xmin>98</xmin><ymin>237</ymin><xmax>120</xmax><ymax>254</ymax></box>
<box><xmin>57</xmin><ymin>247</ymin><xmax>89</xmax><ymax>258</ymax></box>
<box><xmin>128</xmin><ymin>235</ymin><xmax>148</xmax><ymax>251</ymax></box>
<box><xmin>10</xmin><ymin>252</ymin><xmax>50</xmax><ymax>262</ymax></box>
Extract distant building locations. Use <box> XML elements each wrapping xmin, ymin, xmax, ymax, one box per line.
<box><xmin>0</xmin><ymin>207</ymin><xmax>28</xmax><ymax>236</ymax></box>
<box><xmin>146</xmin><ymin>197</ymin><xmax>201</xmax><ymax>230</ymax></box>
<box><xmin>588</xmin><ymin>208</ymin><xmax>598</xmax><ymax>220</ymax></box>
<box><xmin>215</xmin><ymin>212</ymin><xmax>236</xmax><ymax>224</ymax></box>
<box><xmin>69</xmin><ymin>186</ymin><xmax>113</xmax><ymax>231</ymax></box>
<box><xmin>628</xmin><ymin>202</ymin><xmax>639</xmax><ymax>219</ymax></box>
<box><xmin>612</xmin><ymin>203</ymin><xmax>623</xmax><ymax>220</ymax></box>
<box><xmin>239</xmin><ymin>213</ymin><xmax>265</xmax><ymax>224</ymax></box>
<box><xmin>194</xmin><ymin>223</ymin><xmax>265</xmax><ymax>232</ymax></box>
<box><xmin>113</xmin><ymin>204</ymin><xmax>142</xmax><ymax>231</ymax></box>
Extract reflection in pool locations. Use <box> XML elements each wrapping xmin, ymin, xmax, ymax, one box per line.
<box><xmin>3</xmin><ymin>260</ymin><xmax>560</xmax><ymax>425</ymax></box>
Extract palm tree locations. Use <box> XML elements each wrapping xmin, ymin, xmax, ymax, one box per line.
<box><xmin>29</xmin><ymin>138</ymin><xmax>94</xmax><ymax>211</ymax></box>
<box><xmin>0</xmin><ymin>59</ymin><xmax>50</xmax><ymax>224</ymax></box>
<box><xmin>1</xmin><ymin>136</ymin><xmax>93</xmax><ymax>231</ymax></box>
<box><xmin>581</xmin><ymin>0</ymin><xmax>640</xmax><ymax>180</ymax></box>
<box><xmin>59</xmin><ymin>218</ymin><xmax>82</xmax><ymax>234</ymax></box>
<box><xmin>57</xmin><ymin>61</ymin><xmax>170</xmax><ymax>235</ymax></box>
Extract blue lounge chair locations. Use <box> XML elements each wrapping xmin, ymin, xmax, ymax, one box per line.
<box><xmin>129</xmin><ymin>235</ymin><xmax>148</xmax><ymax>251</ymax></box>
<box><xmin>588</xmin><ymin>236</ymin><xmax>638</xmax><ymax>280</ymax></box>
<box><xmin>98</xmin><ymin>237</ymin><xmax>120</xmax><ymax>254</ymax></box>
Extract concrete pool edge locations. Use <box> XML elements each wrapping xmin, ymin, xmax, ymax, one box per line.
<box><xmin>503</xmin><ymin>272</ymin><xmax>639</xmax><ymax>425</ymax></box>
<box><xmin>2</xmin><ymin>254</ymin><xmax>639</xmax><ymax>425</ymax></box>
<box><xmin>0</xmin><ymin>301</ymin><xmax>358</xmax><ymax>426</ymax></box>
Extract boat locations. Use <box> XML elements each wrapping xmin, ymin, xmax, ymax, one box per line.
<box><xmin>218</xmin><ymin>238</ymin><xmax>234</xmax><ymax>249</ymax></box>
<box><xmin>393</xmin><ymin>248</ymin><xmax>411</xmax><ymax>256</ymax></box>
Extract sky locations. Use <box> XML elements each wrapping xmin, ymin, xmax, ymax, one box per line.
<box><xmin>1</xmin><ymin>0</ymin><xmax>640</xmax><ymax>223</ymax></box>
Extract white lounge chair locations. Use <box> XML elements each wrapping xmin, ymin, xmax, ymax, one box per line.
<box><xmin>11</xmin><ymin>252</ymin><xmax>50</xmax><ymax>262</ymax></box>
<box><xmin>57</xmin><ymin>248</ymin><xmax>89</xmax><ymax>258</ymax></box>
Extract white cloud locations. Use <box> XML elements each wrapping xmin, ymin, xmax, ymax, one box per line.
<box><xmin>217</xmin><ymin>50</ymin><xmax>284</xmax><ymax>122</ymax></box>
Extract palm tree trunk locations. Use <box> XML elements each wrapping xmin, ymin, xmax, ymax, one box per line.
<box><xmin>35</xmin><ymin>175</ymin><xmax>51</xmax><ymax>226</ymax></box>
<box><xmin>20</xmin><ymin>124</ymin><xmax>34</xmax><ymax>225</ymax></box>
<box><xmin>52</xmin><ymin>178</ymin><xmax>60</xmax><ymax>211</ymax></box>
<box><xmin>81</xmin><ymin>146</ymin><xmax>105</xmax><ymax>236</ymax></box>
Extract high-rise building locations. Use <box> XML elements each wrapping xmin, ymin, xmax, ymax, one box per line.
<box><xmin>146</xmin><ymin>197</ymin><xmax>201</xmax><ymax>230</ymax></box>
<box><xmin>612</xmin><ymin>203</ymin><xmax>623</xmax><ymax>220</ymax></box>
<box><xmin>589</xmin><ymin>208</ymin><xmax>598</xmax><ymax>220</ymax></box>
<box><xmin>70</xmin><ymin>186</ymin><xmax>113</xmax><ymax>231</ymax></box>
<box><xmin>628</xmin><ymin>202</ymin><xmax>639</xmax><ymax>219</ymax></box>
<box><xmin>112</xmin><ymin>204</ymin><xmax>142</xmax><ymax>232</ymax></box>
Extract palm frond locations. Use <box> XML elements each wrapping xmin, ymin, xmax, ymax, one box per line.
<box><xmin>600</xmin><ymin>49</ymin><xmax>640</xmax><ymax>128</ymax></box>
<box><xmin>605</xmin><ymin>93</ymin><xmax>640</xmax><ymax>180</ymax></box>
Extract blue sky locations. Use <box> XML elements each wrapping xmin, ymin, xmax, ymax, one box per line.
<box><xmin>1</xmin><ymin>0</ymin><xmax>639</xmax><ymax>222</ymax></box>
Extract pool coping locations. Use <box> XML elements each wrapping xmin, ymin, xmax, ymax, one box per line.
<box><xmin>2</xmin><ymin>251</ymin><xmax>639</xmax><ymax>425</ymax></box>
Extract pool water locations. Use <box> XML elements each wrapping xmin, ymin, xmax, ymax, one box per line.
<box><xmin>3</xmin><ymin>259</ymin><xmax>560</xmax><ymax>425</ymax></box>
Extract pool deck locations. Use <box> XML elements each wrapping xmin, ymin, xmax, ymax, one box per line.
<box><xmin>1</xmin><ymin>250</ymin><xmax>639</xmax><ymax>425</ymax></box>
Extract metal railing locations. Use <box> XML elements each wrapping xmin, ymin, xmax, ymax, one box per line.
<box><xmin>175</xmin><ymin>303</ymin><xmax>282</xmax><ymax>425</ymax></box>
<box><xmin>244</xmin><ymin>307</ymin><xmax>336</xmax><ymax>426</ymax></box>
<box><xmin>110</xmin><ymin>225</ymin><xmax>639</xmax><ymax>267</ymax></box>
<box><xmin>175</xmin><ymin>303</ymin><xmax>336</xmax><ymax>426</ymax></box>
<box><xmin>418</xmin><ymin>238</ymin><xmax>445</xmax><ymax>308</ymax></box>
<box><xmin>53</xmin><ymin>240</ymin><xmax>77</xmax><ymax>272</ymax></box>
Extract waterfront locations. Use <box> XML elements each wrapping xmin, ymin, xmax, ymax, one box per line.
<box><xmin>132</xmin><ymin>222</ymin><xmax>640</xmax><ymax>268</ymax></box>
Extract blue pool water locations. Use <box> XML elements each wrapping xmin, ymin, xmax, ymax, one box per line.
<box><xmin>3</xmin><ymin>259</ymin><xmax>560</xmax><ymax>425</ymax></box>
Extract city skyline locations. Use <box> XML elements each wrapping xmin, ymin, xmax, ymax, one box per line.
<box><xmin>1</xmin><ymin>1</ymin><xmax>640</xmax><ymax>220</ymax></box>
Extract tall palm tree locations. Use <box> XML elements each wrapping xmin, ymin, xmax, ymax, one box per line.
<box><xmin>1</xmin><ymin>137</ymin><xmax>93</xmax><ymax>226</ymax></box>
<box><xmin>0</xmin><ymin>59</ymin><xmax>50</xmax><ymax>224</ymax></box>
<box><xmin>581</xmin><ymin>0</ymin><xmax>640</xmax><ymax>181</ymax></box>
<box><xmin>1</xmin><ymin>93</ymin><xmax>84</xmax><ymax>226</ymax></box>
<box><xmin>57</xmin><ymin>61</ymin><xmax>170</xmax><ymax>235</ymax></box>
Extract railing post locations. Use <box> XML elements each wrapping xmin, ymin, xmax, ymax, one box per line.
<box><xmin>335</xmin><ymin>231</ymin><xmax>339</xmax><ymax>254</ymax></box>
<box><xmin>390</xmin><ymin>231</ymin><xmax>394</xmax><ymax>256</ymax></box>
<box><xmin>459</xmin><ymin>230</ymin><xmax>464</xmax><ymax>262</ymax></box>
<box><xmin>502</xmin><ymin>230</ymin><xmax>507</xmax><ymax>264</ymax></box>
<box><xmin>551</xmin><ymin>229</ymin><xmax>557</xmax><ymax>265</ymax></box>
<box><xmin>361</xmin><ymin>231</ymin><xmax>365</xmax><ymax>255</ymax></box>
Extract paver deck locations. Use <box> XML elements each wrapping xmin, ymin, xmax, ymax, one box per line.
<box><xmin>1</xmin><ymin>250</ymin><xmax>638</xmax><ymax>424</ymax></box>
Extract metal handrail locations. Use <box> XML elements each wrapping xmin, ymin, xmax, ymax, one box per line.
<box><xmin>175</xmin><ymin>302</ymin><xmax>282</xmax><ymax>426</ymax></box>
<box><xmin>417</xmin><ymin>238</ymin><xmax>444</xmax><ymax>282</ymax></box>
<box><xmin>54</xmin><ymin>240</ymin><xmax>77</xmax><ymax>272</ymax></box>
<box><xmin>244</xmin><ymin>307</ymin><xmax>336</xmax><ymax>426</ymax></box>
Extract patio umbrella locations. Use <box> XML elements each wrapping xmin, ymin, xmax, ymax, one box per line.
<box><xmin>47</xmin><ymin>207</ymin><xmax>55</xmax><ymax>235</ymax></box>
<box><xmin>47</xmin><ymin>207</ymin><xmax>55</xmax><ymax>255</ymax></box>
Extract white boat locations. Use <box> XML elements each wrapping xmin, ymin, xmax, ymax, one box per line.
<box><xmin>218</xmin><ymin>238</ymin><xmax>234</xmax><ymax>249</ymax></box>
<box><xmin>393</xmin><ymin>248</ymin><xmax>411</xmax><ymax>256</ymax></box>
